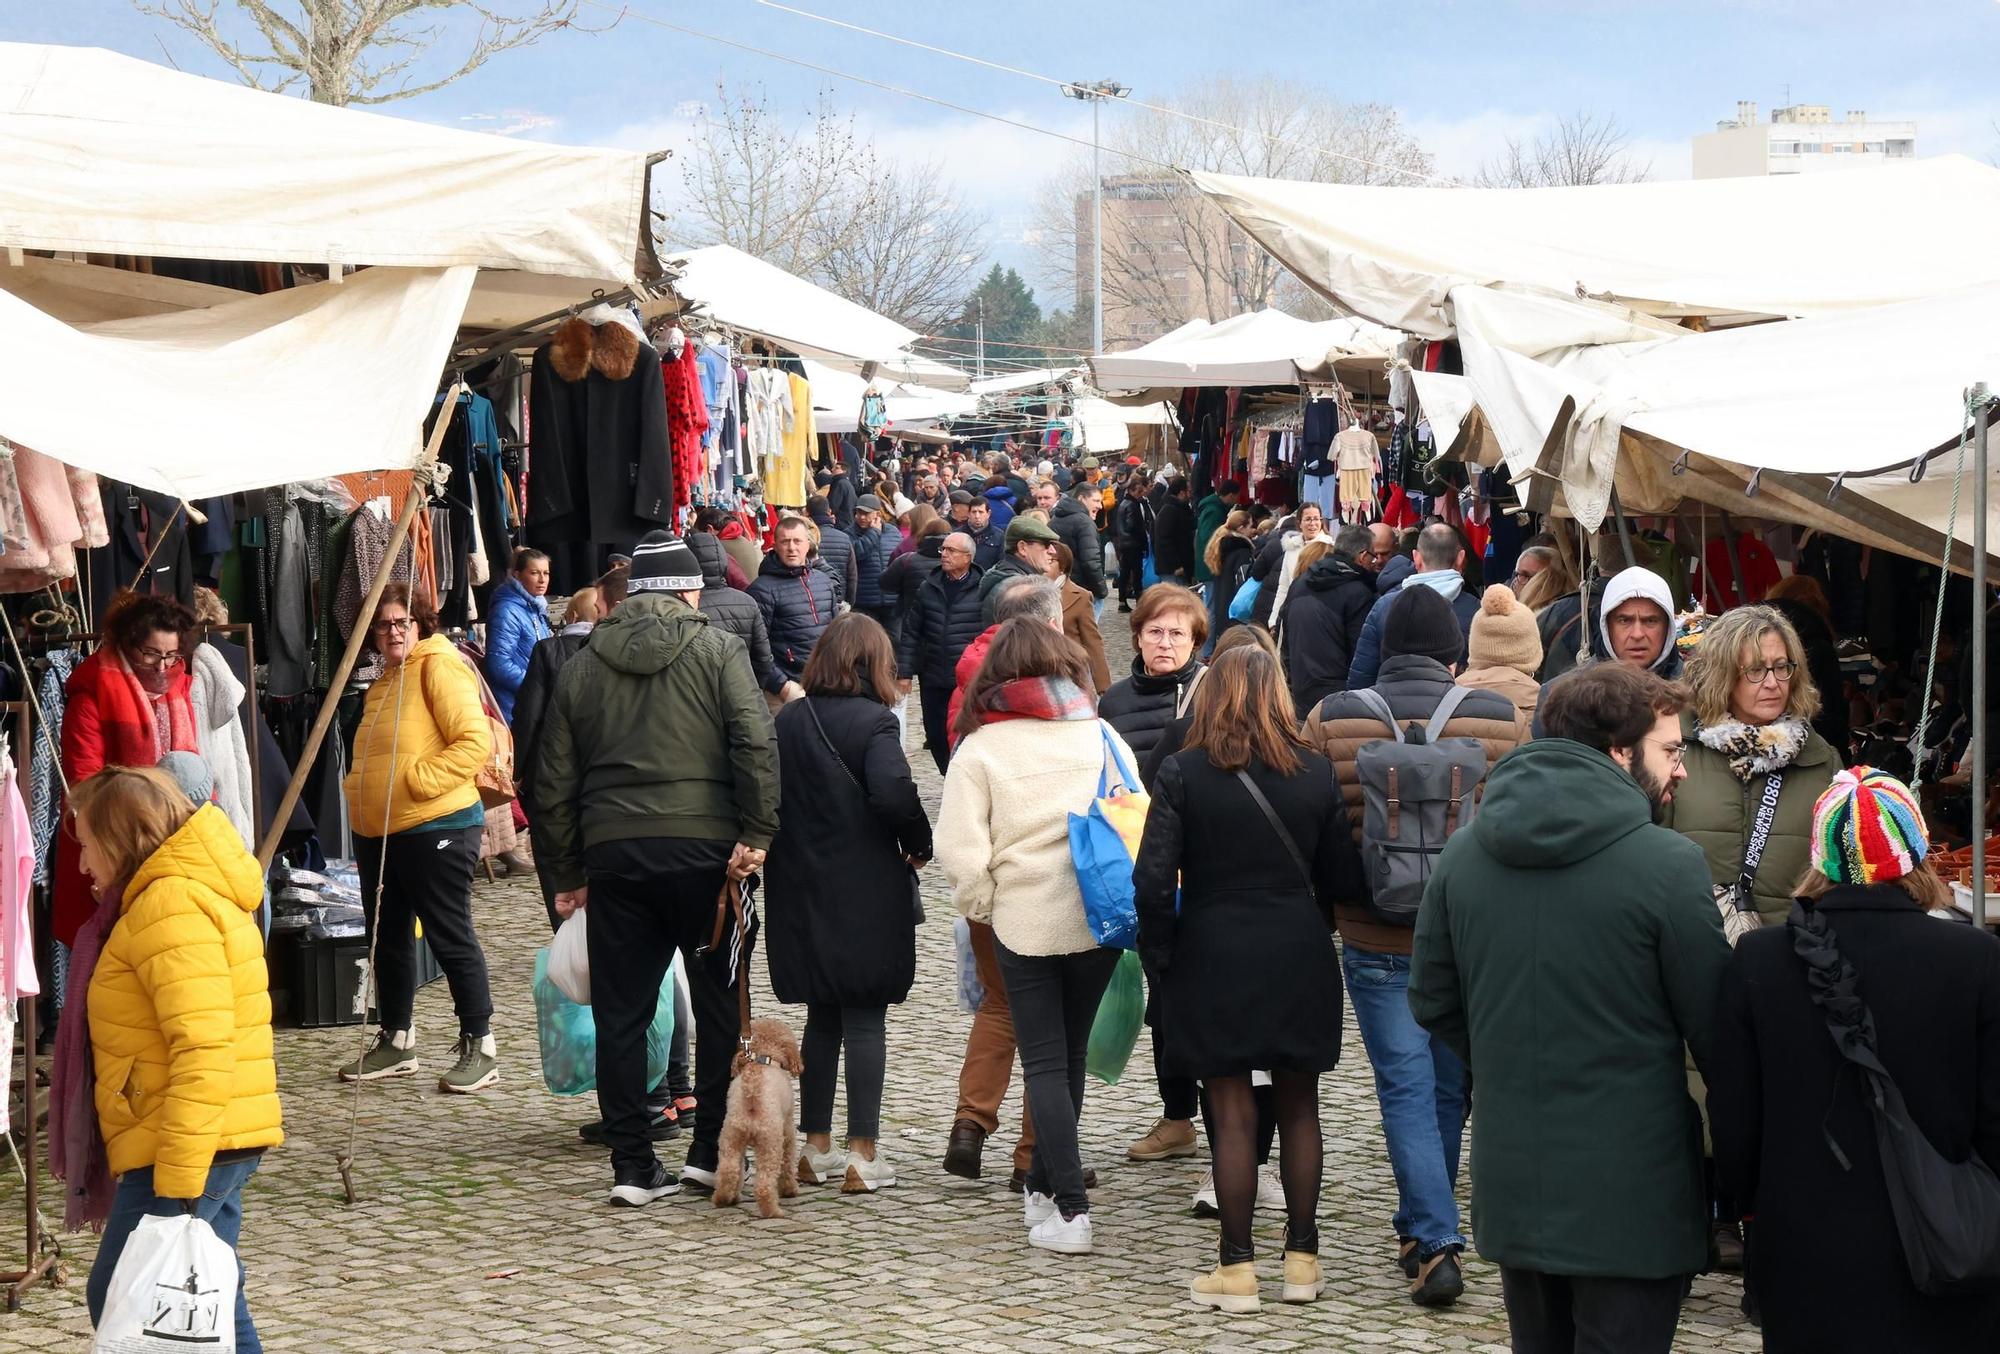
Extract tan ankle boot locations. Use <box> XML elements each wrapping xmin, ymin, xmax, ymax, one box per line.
<box><xmin>1190</xmin><ymin>1261</ymin><xmax>1260</xmax><ymax>1313</ymax></box>
<box><xmin>1281</xmin><ymin>1251</ymin><xmax>1324</xmax><ymax>1303</ymax></box>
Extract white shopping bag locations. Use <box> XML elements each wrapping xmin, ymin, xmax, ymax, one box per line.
<box><xmin>548</xmin><ymin>908</ymin><xmax>590</xmax><ymax>1006</ymax></box>
<box><xmin>94</xmin><ymin>1213</ymin><xmax>238</xmax><ymax>1352</ymax></box>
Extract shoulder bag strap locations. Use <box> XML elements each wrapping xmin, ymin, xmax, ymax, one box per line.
<box><xmin>1350</xmin><ymin>687</ymin><xmax>1404</xmax><ymax>742</ymax></box>
<box><xmin>1423</xmin><ymin>685</ymin><xmax>1477</xmax><ymax>744</ymax></box>
<box><xmin>1235</xmin><ymin>768</ymin><xmax>1314</xmax><ymax>903</ymax></box>
<box><xmin>1099</xmin><ymin>724</ymin><xmax>1138</xmax><ymax>797</ymax></box>
<box><xmin>1174</xmin><ymin>666</ymin><xmax>1208</xmax><ymax>720</ymax></box>
<box><xmin>1736</xmin><ymin>770</ymin><xmax>1786</xmax><ymax>911</ymax></box>
<box><xmin>804</xmin><ymin>697</ymin><xmax>864</xmax><ymax>792</ymax></box>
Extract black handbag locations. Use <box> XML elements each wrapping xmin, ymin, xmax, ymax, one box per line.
<box><xmin>1792</xmin><ymin>901</ymin><xmax>2000</xmax><ymax>1295</ymax></box>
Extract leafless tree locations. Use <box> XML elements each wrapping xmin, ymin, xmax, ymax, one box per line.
<box><xmin>1473</xmin><ymin>112</ymin><xmax>1652</xmax><ymax>188</ymax></box>
<box><xmin>1031</xmin><ymin>79</ymin><xmax>1434</xmax><ymax>348</ymax></box>
<box><xmin>675</xmin><ymin>86</ymin><xmax>985</xmax><ymax>333</ymax></box>
<box><xmin>134</xmin><ymin>0</ymin><xmax>594</xmax><ymax>106</ymax></box>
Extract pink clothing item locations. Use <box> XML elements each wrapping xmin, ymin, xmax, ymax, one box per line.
<box><xmin>0</xmin><ymin>443</ymin><xmax>84</xmax><ymax>588</ymax></box>
<box><xmin>0</xmin><ymin>767</ymin><xmax>36</xmax><ymax>1001</ymax></box>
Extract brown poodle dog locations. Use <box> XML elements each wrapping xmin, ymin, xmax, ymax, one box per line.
<box><xmin>712</xmin><ymin>1017</ymin><xmax>805</xmax><ymax>1218</ymax></box>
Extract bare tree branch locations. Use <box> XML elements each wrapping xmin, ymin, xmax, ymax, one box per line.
<box><xmin>133</xmin><ymin>0</ymin><xmax>597</xmax><ymax>106</ymax></box>
<box><xmin>1473</xmin><ymin>112</ymin><xmax>1651</xmax><ymax>188</ymax></box>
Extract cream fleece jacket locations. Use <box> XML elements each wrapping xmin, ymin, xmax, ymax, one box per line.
<box><xmin>934</xmin><ymin>717</ymin><xmax>1139</xmax><ymax>958</ymax></box>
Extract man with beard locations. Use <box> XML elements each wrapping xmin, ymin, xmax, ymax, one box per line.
<box><xmin>1302</xmin><ymin>586</ymin><xmax>1523</xmax><ymax>1308</ymax></box>
<box><xmin>1409</xmin><ymin>662</ymin><xmax>1727</xmax><ymax>1354</ymax></box>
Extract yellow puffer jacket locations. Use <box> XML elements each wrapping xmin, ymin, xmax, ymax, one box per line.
<box><xmin>343</xmin><ymin>632</ymin><xmax>491</xmax><ymax>837</ymax></box>
<box><xmin>89</xmin><ymin>804</ymin><xmax>283</xmax><ymax>1199</ymax></box>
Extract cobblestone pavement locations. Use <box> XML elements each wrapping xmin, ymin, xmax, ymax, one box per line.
<box><xmin>7</xmin><ymin>615</ymin><xmax>1761</xmax><ymax>1351</ymax></box>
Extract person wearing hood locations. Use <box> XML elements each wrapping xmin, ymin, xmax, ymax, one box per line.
<box><xmin>339</xmin><ymin>584</ymin><xmax>498</xmax><ymax>1095</ymax></box>
<box><xmin>72</xmin><ymin>766</ymin><xmax>282</xmax><ymax>1351</ymax></box>
<box><xmin>1344</xmin><ymin>524</ymin><xmax>1479</xmax><ymax>691</ymax></box>
<box><xmin>981</xmin><ymin>479</ymin><xmax>1018</xmax><ymax>533</ymax></box>
<box><xmin>1279</xmin><ymin>523</ymin><xmax>1378</xmax><ymax>712</ymax></box>
<box><xmin>1303</xmin><ymin>587</ymin><xmax>1521</xmax><ymax>1309</ymax></box>
<box><xmin>1191</xmin><ymin>479</ymin><xmax>1241</xmax><ymax>589</ymax></box>
<box><xmin>714</xmin><ymin>510</ymin><xmax>765</xmax><ymax>585</ymax></box>
<box><xmin>979</xmin><ymin>515</ymin><xmax>1063</xmax><ymax>623</ymax></box>
<box><xmin>1408</xmin><ymin>662</ymin><xmax>1729</xmax><ymax>1354</ymax></box>
<box><xmin>534</xmin><ymin>531</ymin><xmax>781</xmax><ymax>1207</ymax></box>
<box><xmin>747</xmin><ymin>517</ymin><xmax>833</xmax><ymax>705</ymax></box>
<box><xmin>1706</xmin><ymin>769</ymin><xmax>2000</xmax><ymax>1354</ymax></box>
<box><xmin>486</xmin><ymin>547</ymin><xmax>554</xmax><ymax>722</ymax></box>
<box><xmin>1533</xmin><ymin>565</ymin><xmax>1687</xmax><ymax>735</ymax></box>
<box><xmin>1455</xmin><ymin>585</ymin><xmax>1545</xmax><ymax>744</ymax></box>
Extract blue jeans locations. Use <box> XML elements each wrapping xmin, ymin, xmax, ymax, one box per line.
<box><xmin>88</xmin><ymin>1156</ymin><xmax>262</xmax><ymax>1352</ymax></box>
<box><xmin>1342</xmin><ymin>947</ymin><xmax>1468</xmax><ymax>1256</ymax></box>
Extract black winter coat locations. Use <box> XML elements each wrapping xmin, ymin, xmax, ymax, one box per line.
<box><xmin>1099</xmin><ymin>654</ymin><xmax>1205</xmax><ymax>788</ymax></box>
<box><xmin>1050</xmin><ymin>496</ymin><xmax>1106</xmax><ymax>598</ymax></box>
<box><xmin>1206</xmin><ymin>533</ymin><xmax>1253</xmax><ymax>643</ymax></box>
<box><xmin>766</xmin><ymin>694</ymin><xmax>933</xmax><ymax>1007</ymax></box>
<box><xmin>968</xmin><ymin>521</ymin><xmax>1005</xmax><ymax>571</ymax></box>
<box><xmin>1151</xmin><ymin>495</ymin><xmax>1196</xmax><ymax>581</ymax></box>
<box><xmin>748</xmin><ymin>553</ymin><xmax>838</xmax><ymax>692</ymax></box>
<box><xmin>1133</xmin><ymin>749</ymin><xmax>1355</xmax><ymax>1077</ymax></box>
<box><xmin>690</xmin><ymin>532</ymin><xmax>777</xmax><ymax>691</ymax></box>
<box><xmin>511</xmin><ymin>628</ymin><xmax>592</xmax><ymax>810</ymax></box>
<box><xmin>882</xmin><ymin>533</ymin><xmax>943</xmax><ymax>622</ymax></box>
<box><xmin>898</xmin><ymin>564</ymin><xmax>987</xmax><ymax>686</ymax></box>
<box><xmin>1113</xmin><ymin>494</ymin><xmax>1153</xmax><ymax>553</ymax></box>
<box><xmin>1707</xmin><ymin>889</ymin><xmax>2000</xmax><ymax>1353</ymax></box>
<box><xmin>810</xmin><ymin>515</ymin><xmax>859</xmax><ymax>606</ymax></box>
<box><xmin>526</xmin><ymin>326</ymin><xmax>672</xmax><ymax>546</ymax></box>
<box><xmin>1279</xmin><ymin>554</ymin><xmax>1378</xmax><ymax>712</ymax></box>
<box><xmin>977</xmin><ymin>554</ymin><xmax>1040</xmax><ymax>622</ymax></box>
<box><xmin>824</xmin><ymin>473</ymin><xmax>858</xmax><ymax>531</ymax></box>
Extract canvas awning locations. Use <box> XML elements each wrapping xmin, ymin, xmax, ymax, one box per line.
<box><xmin>1090</xmin><ymin>309</ymin><xmax>1396</xmax><ymax>391</ymax></box>
<box><xmin>0</xmin><ymin>42</ymin><xmax>659</xmax><ymax>283</ymax></box>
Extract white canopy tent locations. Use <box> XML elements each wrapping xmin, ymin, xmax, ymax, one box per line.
<box><xmin>1089</xmin><ymin>308</ymin><xmax>1396</xmax><ymax>392</ymax></box>
<box><xmin>0</xmin><ymin>43</ymin><xmax>663</xmax><ymax>500</ymax></box>
<box><xmin>802</xmin><ymin>361</ymin><xmax>979</xmax><ymax>436</ymax></box>
<box><xmin>666</xmin><ymin>245</ymin><xmax>967</xmax><ymax>390</ymax></box>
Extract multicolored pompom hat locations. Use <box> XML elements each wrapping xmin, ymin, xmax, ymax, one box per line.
<box><xmin>1810</xmin><ymin>767</ymin><xmax>1929</xmax><ymax>886</ymax></box>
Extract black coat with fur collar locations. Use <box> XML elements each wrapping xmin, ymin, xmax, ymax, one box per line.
<box><xmin>526</xmin><ymin>316</ymin><xmax>673</xmax><ymax>547</ymax></box>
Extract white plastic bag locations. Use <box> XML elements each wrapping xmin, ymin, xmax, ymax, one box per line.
<box><xmin>548</xmin><ymin>908</ymin><xmax>590</xmax><ymax>1005</ymax></box>
<box><xmin>953</xmin><ymin>916</ymin><xmax>985</xmax><ymax>1014</ymax></box>
<box><xmin>94</xmin><ymin>1213</ymin><xmax>239</xmax><ymax>1352</ymax></box>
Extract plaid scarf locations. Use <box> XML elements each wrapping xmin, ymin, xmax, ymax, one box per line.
<box><xmin>970</xmin><ymin>676</ymin><xmax>1097</xmax><ymax>730</ymax></box>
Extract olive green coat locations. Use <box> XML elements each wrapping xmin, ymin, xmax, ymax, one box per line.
<box><xmin>1661</xmin><ymin>713</ymin><xmax>1839</xmax><ymax>926</ymax></box>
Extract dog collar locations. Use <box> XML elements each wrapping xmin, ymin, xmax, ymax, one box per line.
<box><xmin>745</xmin><ymin>1052</ymin><xmax>775</xmax><ymax>1067</ymax></box>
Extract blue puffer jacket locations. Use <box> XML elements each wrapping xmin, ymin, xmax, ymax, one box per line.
<box><xmin>749</xmin><ymin>552</ymin><xmax>838</xmax><ymax>692</ymax></box>
<box><xmin>852</xmin><ymin>525</ymin><xmax>890</xmax><ymax>609</ymax></box>
<box><xmin>486</xmin><ymin>576</ymin><xmax>551</xmax><ymax>721</ymax></box>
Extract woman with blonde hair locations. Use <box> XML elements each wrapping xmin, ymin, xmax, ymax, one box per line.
<box><xmin>1202</xmin><ymin>508</ymin><xmax>1255</xmax><ymax>653</ymax></box>
<box><xmin>71</xmin><ymin>764</ymin><xmax>280</xmax><ymax>1350</ymax></box>
<box><xmin>1134</xmin><ymin>644</ymin><xmax>1358</xmax><ymax>1312</ymax></box>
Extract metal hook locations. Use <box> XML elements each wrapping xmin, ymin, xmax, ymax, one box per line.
<box><xmin>1671</xmin><ymin>450</ymin><xmax>1691</xmax><ymax>477</ymax></box>
<box><xmin>1828</xmin><ymin>473</ymin><xmax>1847</xmax><ymax>503</ymax></box>
<box><xmin>1908</xmin><ymin>455</ymin><xmax>1929</xmax><ymax>484</ymax></box>
<box><xmin>1745</xmin><ymin>468</ymin><xmax>1763</xmax><ymax>497</ymax></box>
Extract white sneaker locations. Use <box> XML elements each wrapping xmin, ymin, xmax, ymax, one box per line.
<box><xmin>841</xmin><ymin>1152</ymin><xmax>897</xmax><ymax>1193</ymax></box>
<box><xmin>1028</xmin><ymin>1210</ymin><xmax>1094</xmax><ymax>1254</ymax></box>
<box><xmin>797</xmin><ymin>1145</ymin><xmax>846</xmax><ymax>1186</ymax></box>
<box><xmin>1256</xmin><ymin>1166</ymin><xmax>1286</xmax><ymax>1214</ymax></box>
<box><xmin>1023</xmin><ymin>1189</ymin><xmax>1058</xmax><ymax>1228</ymax></box>
<box><xmin>1192</xmin><ymin>1169</ymin><xmax>1218</xmax><ymax>1218</ymax></box>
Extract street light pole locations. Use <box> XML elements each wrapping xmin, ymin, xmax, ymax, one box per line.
<box><xmin>1063</xmin><ymin>78</ymin><xmax>1130</xmax><ymax>356</ymax></box>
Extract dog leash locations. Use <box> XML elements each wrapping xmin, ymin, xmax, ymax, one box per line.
<box><xmin>703</xmin><ymin>874</ymin><xmax>760</xmax><ymax>1064</ymax></box>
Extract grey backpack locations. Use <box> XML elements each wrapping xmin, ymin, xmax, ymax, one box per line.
<box><xmin>1349</xmin><ymin>686</ymin><xmax>1488</xmax><ymax>926</ymax></box>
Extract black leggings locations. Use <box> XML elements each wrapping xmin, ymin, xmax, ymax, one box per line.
<box><xmin>356</xmin><ymin>826</ymin><xmax>492</xmax><ymax>1038</ymax></box>
<box><xmin>799</xmin><ymin>1004</ymin><xmax>887</xmax><ymax>1140</ymax></box>
<box><xmin>1208</xmin><ymin>1072</ymin><xmax>1321</xmax><ymax>1259</ymax></box>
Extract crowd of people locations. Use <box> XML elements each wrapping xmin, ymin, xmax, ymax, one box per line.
<box><xmin>50</xmin><ymin>437</ymin><xmax>2000</xmax><ymax>1353</ymax></box>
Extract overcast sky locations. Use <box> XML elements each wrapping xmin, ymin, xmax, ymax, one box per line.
<box><xmin>14</xmin><ymin>1</ymin><xmax>1999</xmax><ymax>311</ymax></box>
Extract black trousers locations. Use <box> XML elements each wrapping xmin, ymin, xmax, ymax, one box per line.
<box><xmin>1116</xmin><ymin>541</ymin><xmax>1146</xmax><ymax>604</ymax></box>
<box><xmin>1498</xmin><ymin>1267</ymin><xmax>1690</xmax><ymax>1354</ymax></box>
<box><xmin>356</xmin><ymin>825</ymin><xmax>492</xmax><ymax>1038</ymax></box>
<box><xmin>583</xmin><ymin>839</ymin><xmax>738</xmax><ymax>1175</ymax></box>
<box><xmin>539</xmin><ymin>861</ymin><xmax>690</xmax><ymax>1102</ymax></box>
<box><xmin>919</xmin><ymin>681</ymin><xmax>954</xmax><ymax>774</ymax></box>
<box><xmin>995</xmin><ymin>940</ymin><xmax>1119</xmax><ymax>1216</ymax></box>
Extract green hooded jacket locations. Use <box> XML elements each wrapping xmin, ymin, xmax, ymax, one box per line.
<box><xmin>1409</xmin><ymin>737</ymin><xmax>1731</xmax><ymax>1279</ymax></box>
<box><xmin>1192</xmin><ymin>492</ymin><xmax>1229</xmax><ymax>584</ymax></box>
<box><xmin>532</xmin><ymin>593</ymin><xmax>779</xmax><ymax>892</ymax></box>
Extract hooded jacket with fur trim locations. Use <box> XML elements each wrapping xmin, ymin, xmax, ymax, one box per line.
<box><xmin>526</xmin><ymin>316</ymin><xmax>673</xmax><ymax>546</ymax></box>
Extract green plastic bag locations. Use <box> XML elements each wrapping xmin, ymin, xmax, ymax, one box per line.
<box><xmin>1085</xmin><ymin>950</ymin><xmax>1146</xmax><ymax>1085</ymax></box>
<box><xmin>533</xmin><ymin>948</ymin><xmax>676</xmax><ymax>1096</ymax></box>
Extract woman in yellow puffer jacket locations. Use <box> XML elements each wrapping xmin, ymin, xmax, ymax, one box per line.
<box><xmin>75</xmin><ymin>764</ymin><xmax>280</xmax><ymax>1351</ymax></box>
<box><xmin>339</xmin><ymin>583</ymin><xmax>498</xmax><ymax>1092</ymax></box>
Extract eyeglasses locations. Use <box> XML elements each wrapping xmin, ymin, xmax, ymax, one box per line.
<box><xmin>1741</xmin><ymin>661</ymin><xmax>1799</xmax><ymax>686</ymax></box>
<box><xmin>1140</xmin><ymin>626</ymin><xmax>1192</xmax><ymax>645</ymax></box>
<box><xmin>1648</xmin><ymin>738</ymin><xmax>1688</xmax><ymax>768</ymax></box>
<box><xmin>371</xmin><ymin>617</ymin><xmax>414</xmax><ymax>634</ymax></box>
<box><xmin>939</xmin><ymin>546</ymin><xmax>972</xmax><ymax>556</ymax></box>
<box><xmin>132</xmin><ymin>647</ymin><xmax>181</xmax><ymax>667</ymax></box>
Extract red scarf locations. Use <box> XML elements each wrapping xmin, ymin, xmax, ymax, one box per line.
<box><xmin>969</xmin><ymin>676</ymin><xmax>1097</xmax><ymax>731</ymax></box>
<box><xmin>116</xmin><ymin>652</ymin><xmax>198</xmax><ymax>759</ymax></box>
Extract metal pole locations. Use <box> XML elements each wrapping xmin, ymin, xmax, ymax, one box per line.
<box><xmin>976</xmin><ymin>296</ymin><xmax>985</xmax><ymax>381</ymax></box>
<box><xmin>1092</xmin><ymin>96</ymin><xmax>1103</xmax><ymax>357</ymax></box>
<box><xmin>1973</xmin><ymin>385</ymin><xmax>1989</xmax><ymax>929</ymax></box>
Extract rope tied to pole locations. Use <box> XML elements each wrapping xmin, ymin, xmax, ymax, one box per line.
<box><xmin>1911</xmin><ymin>386</ymin><xmax>1991</xmax><ymax>791</ymax></box>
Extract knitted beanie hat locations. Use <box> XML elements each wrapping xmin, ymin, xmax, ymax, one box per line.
<box><xmin>157</xmin><ymin>750</ymin><xmax>214</xmax><ymax>808</ymax></box>
<box><xmin>1811</xmin><ymin>766</ymin><xmax>1929</xmax><ymax>886</ymax></box>
<box><xmin>626</xmin><ymin>530</ymin><xmax>704</xmax><ymax>594</ymax></box>
<box><xmin>1383</xmin><ymin>585</ymin><xmax>1462</xmax><ymax>667</ymax></box>
<box><xmin>1467</xmin><ymin>584</ymin><xmax>1542</xmax><ymax>674</ymax></box>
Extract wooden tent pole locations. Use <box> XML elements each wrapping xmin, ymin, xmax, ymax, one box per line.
<box><xmin>254</xmin><ymin>382</ymin><xmax>466</xmax><ymax>871</ymax></box>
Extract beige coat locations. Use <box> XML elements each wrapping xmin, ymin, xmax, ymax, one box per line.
<box><xmin>1456</xmin><ymin>663</ymin><xmax>1541</xmax><ymax>746</ymax></box>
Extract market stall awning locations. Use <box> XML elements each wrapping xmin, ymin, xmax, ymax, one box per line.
<box><xmin>0</xmin><ymin>42</ymin><xmax>658</xmax><ymax>282</ymax></box>
<box><xmin>967</xmin><ymin>366</ymin><xmax>1082</xmax><ymax>395</ymax></box>
<box><xmin>803</xmin><ymin>360</ymin><xmax>978</xmax><ymax>435</ymax></box>
<box><xmin>1090</xmin><ymin>309</ymin><xmax>1396</xmax><ymax>391</ymax></box>
<box><xmin>1191</xmin><ymin>155</ymin><xmax>2000</xmax><ymax>339</ymax></box>
<box><xmin>0</xmin><ymin>265</ymin><xmax>477</xmax><ymax>499</ymax></box>
<box><xmin>666</xmin><ymin>244</ymin><xmax>966</xmax><ymax>389</ymax></box>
